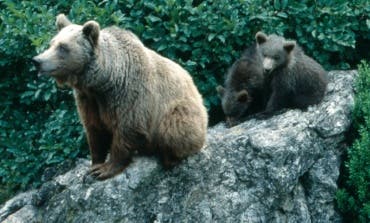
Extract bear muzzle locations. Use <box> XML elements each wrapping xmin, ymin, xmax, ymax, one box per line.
<box><xmin>226</xmin><ymin>116</ymin><xmax>239</xmax><ymax>127</ymax></box>
<box><xmin>32</xmin><ymin>56</ymin><xmax>41</xmax><ymax>71</ymax></box>
<box><xmin>32</xmin><ymin>56</ymin><xmax>57</xmax><ymax>76</ymax></box>
<box><xmin>263</xmin><ymin>57</ymin><xmax>274</xmax><ymax>73</ymax></box>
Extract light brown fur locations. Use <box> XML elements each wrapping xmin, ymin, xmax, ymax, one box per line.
<box><xmin>33</xmin><ymin>14</ymin><xmax>208</xmax><ymax>180</ymax></box>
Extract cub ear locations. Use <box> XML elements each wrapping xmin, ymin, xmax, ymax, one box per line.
<box><xmin>283</xmin><ymin>41</ymin><xmax>296</xmax><ymax>53</ymax></box>
<box><xmin>83</xmin><ymin>21</ymin><xmax>100</xmax><ymax>46</ymax></box>
<box><xmin>216</xmin><ymin>85</ymin><xmax>225</xmax><ymax>97</ymax></box>
<box><xmin>56</xmin><ymin>14</ymin><xmax>72</xmax><ymax>31</ymax></box>
<box><xmin>255</xmin><ymin>31</ymin><xmax>268</xmax><ymax>44</ymax></box>
<box><xmin>237</xmin><ymin>90</ymin><xmax>249</xmax><ymax>102</ymax></box>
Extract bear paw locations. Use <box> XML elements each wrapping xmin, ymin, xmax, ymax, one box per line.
<box><xmin>88</xmin><ymin>162</ymin><xmax>128</xmax><ymax>180</ymax></box>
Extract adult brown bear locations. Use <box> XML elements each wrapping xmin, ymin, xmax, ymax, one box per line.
<box><xmin>33</xmin><ymin>14</ymin><xmax>208</xmax><ymax>180</ymax></box>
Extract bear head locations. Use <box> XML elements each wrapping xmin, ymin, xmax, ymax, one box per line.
<box><xmin>255</xmin><ymin>31</ymin><xmax>296</xmax><ymax>73</ymax></box>
<box><xmin>217</xmin><ymin>85</ymin><xmax>251</xmax><ymax>127</ymax></box>
<box><xmin>33</xmin><ymin>14</ymin><xmax>100</xmax><ymax>86</ymax></box>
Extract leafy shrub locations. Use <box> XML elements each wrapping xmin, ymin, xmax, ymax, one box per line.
<box><xmin>0</xmin><ymin>0</ymin><xmax>369</xmax><ymax>204</ymax></box>
<box><xmin>336</xmin><ymin>61</ymin><xmax>370</xmax><ymax>223</ymax></box>
<box><xmin>0</xmin><ymin>0</ymin><xmax>88</xmax><ymax>202</ymax></box>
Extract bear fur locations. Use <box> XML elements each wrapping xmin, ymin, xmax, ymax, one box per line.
<box><xmin>255</xmin><ymin>31</ymin><xmax>328</xmax><ymax>114</ymax></box>
<box><xmin>33</xmin><ymin>14</ymin><xmax>208</xmax><ymax>180</ymax></box>
<box><xmin>217</xmin><ymin>44</ymin><xmax>267</xmax><ymax>127</ymax></box>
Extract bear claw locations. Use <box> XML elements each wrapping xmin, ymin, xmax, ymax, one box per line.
<box><xmin>88</xmin><ymin>162</ymin><xmax>126</xmax><ymax>180</ymax></box>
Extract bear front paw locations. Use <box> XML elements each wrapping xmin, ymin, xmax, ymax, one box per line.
<box><xmin>88</xmin><ymin>162</ymin><xmax>128</xmax><ymax>180</ymax></box>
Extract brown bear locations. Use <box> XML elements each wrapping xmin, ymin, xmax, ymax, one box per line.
<box><xmin>33</xmin><ymin>14</ymin><xmax>208</xmax><ymax>180</ymax></box>
<box><xmin>216</xmin><ymin>44</ymin><xmax>267</xmax><ymax>127</ymax></box>
<box><xmin>255</xmin><ymin>31</ymin><xmax>328</xmax><ymax>115</ymax></box>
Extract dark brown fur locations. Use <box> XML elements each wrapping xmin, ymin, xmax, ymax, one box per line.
<box><xmin>255</xmin><ymin>32</ymin><xmax>328</xmax><ymax>116</ymax></box>
<box><xmin>217</xmin><ymin>44</ymin><xmax>267</xmax><ymax>126</ymax></box>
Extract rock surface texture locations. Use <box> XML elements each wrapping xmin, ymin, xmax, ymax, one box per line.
<box><xmin>0</xmin><ymin>70</ymin><xmax>356</xmax><ymax>223</ymax></box>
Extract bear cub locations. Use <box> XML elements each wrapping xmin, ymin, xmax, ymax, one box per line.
<box><xmin>217</xmin><ymin>44</ymin><xmax>267</xmax><ymax>127</ymax></box>
<box><xmin>255</xmin><ymin>31</ymin><xmax>328</xmax><ymax>115</ymax></box>
<box><xmin>33</xmin><ymin>14</ymin><xmax>208</xmax><ymax>180</ymax></box>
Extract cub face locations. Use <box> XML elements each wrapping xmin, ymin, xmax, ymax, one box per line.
<box><xmin>217</xmin><ymin>86</ymin><xmax>251</xmax><ymax>127</ymax></box>
<box><xmin>255</xmin><ymin>31</ymin><xmax>296</xmax><ymax>73</ymax></box>
<box><xmin>33</xmin><ymin>14</ymin><xmax>100</xmax><ymax>83</ymax></box>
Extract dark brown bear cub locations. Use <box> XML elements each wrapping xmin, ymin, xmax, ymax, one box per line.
<box><xmin>255</xmin><ymin>32</ymin><xmax>328</xmax><ymax>115</ymax></box>
<box><xmin>33</xmin><ymin>14</ymin><xmax>208</xmax><ymax>180</ymax></box>
<box><xmin>217</xmin><ymin>44</ymin><xmax>267</xmax><ymax>127</ymax></box>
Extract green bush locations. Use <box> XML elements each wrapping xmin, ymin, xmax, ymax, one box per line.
<box><xmin>0</xmin><ymin>0</ymin><xmax>88</xmax><ymax>202</ymax></box>
<box><xmin>337</xmin><ymin>61</ymin><xmax>370</xmax><ymax>223</ymax></box>
<box><xmin>0</xmin><ymin>0</ymin><xmax>369</xmax><ymax>204</ymax></box>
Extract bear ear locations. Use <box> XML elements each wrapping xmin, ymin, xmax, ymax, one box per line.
<box><xmin>283</xmin><ymin>41</ymin><xmax>296</xmax><ymax>53</ymax></box>
<box><xmin>216</xmin><ymin>85</ymin><xmax>225</xmax><ymax>97</ymax></box>
<box><xmin>83</xmin><ymin>21</ymin><xmax>100</xmax><ymax>47</ymax></box>
<box><xmin>255</xmin><ymin>31</ymin><xmax>267</xmax><ymax>44</ymax></box>
<box><xmin>237</xmin><ymin>90</ymin><xmax>249</xmax><ymax>102</ymax></box>
<box><xmin>56</xmin><ymin>14</ymin><xmax>72</xmax><ymax>31</ymax></box>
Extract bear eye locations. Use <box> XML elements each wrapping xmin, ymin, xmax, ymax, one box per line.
<box><xmin>58</xmin><ymin>44</ymin><xmax>69</xmax><ymax>54</ymax></box>
<box><xmin>274</xmin><ymin>55</ymin><xmax>280</xmax><ymax>60</ymax></box>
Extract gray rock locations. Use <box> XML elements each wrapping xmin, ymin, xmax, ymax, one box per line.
<box><xmin>0</xmin><ymin>70</ymin><xmax>356</xmax><ymax>223</ymax></box>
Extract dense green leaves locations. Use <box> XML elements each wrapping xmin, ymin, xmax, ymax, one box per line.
<box><xmin>337</xmin><ymin>61</ymin><xmax>370</xmax><ymax>223</ymax></box>
<box><xmin>0</xmin><ymin>0</ymin><xmax>369</xmax><ymax>207</ymax></box>
<box><xmin>0</xmin><ymin>0</ymin><xmax>88</xmax><ymax>203</ymax></box>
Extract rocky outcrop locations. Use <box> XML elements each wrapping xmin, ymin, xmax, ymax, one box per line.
<box><xmin>0</xmin><ymin>70</ymin><xmax>356</xmax><ymax>223</ymax></box>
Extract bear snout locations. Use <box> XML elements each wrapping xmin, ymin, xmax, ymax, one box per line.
<box><xmin>32</xmin><ymin>55</ymin><xmax>57</xmax><ymax>76</ymax></box>
<box><xmin>226</xmin><ymin>116</ymin><xmax>238</xmax><ymax>127</ymax></box>
<box><xmin>263</xmin><ymin>58</ymin><xmax>275</xmax><ymax>72</ymax></box>
<box><xmin>32</xmin><ymin>56</ymin><xmax>41</xmax><ymax>71</ymax></box>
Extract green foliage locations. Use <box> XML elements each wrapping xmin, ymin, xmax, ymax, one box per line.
<box><xmin>337</xmin><ymin>61</ymin><xmax>370</xmax><ymax>223</ymax></box>
<box><xmin>0</xmin><ymin>0</ymin><xmax>369</xmax><ymax>205</ymax></box>
<box><xmin>0</xmin><ymin>0</ymin><xmax>87</xmax><ymax>203</ymax></box>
